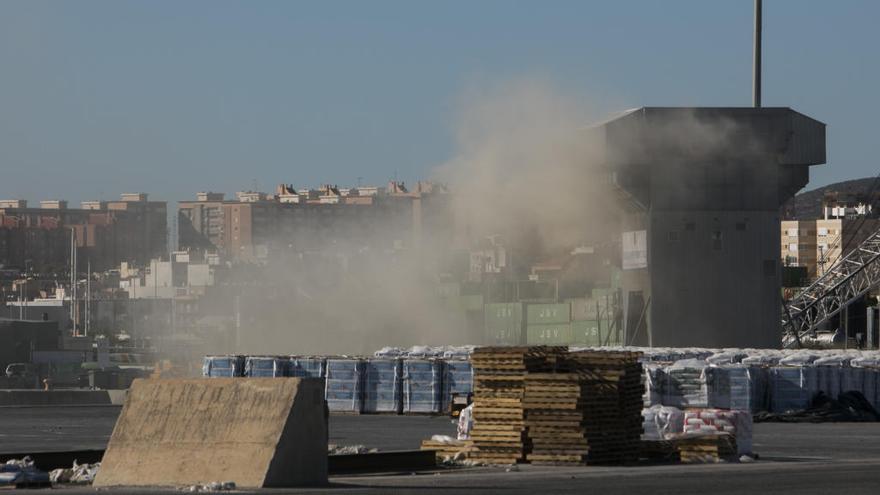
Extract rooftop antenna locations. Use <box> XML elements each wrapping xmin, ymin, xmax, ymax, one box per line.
<box><xmin>753</xmin><ymin>0</ymin><xmax>762</xmax><ymax>107</ymax></box>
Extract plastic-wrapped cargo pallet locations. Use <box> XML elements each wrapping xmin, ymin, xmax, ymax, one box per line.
<box><xmin>442</xmin><ymin>359</ymin><xmax>473</xmax><ymax>412</ymax></box>
<box><xmin>288</xmin><ymin>357</ymin><xmax>326</xmax><ymax>378</ymax></box>
<box><xmin>325</xmin><ymin>358</ymin><xmax>365</xmax><ymax>414</ymax></box>
<box><xmin>663</xmin><ymin>359</ymin><xmax>709</xmax><ymax>408</ymax></box>
<box><xmin>363</xmin><ymin>359</ymin><xmax>402</xmax><ymax>414</ymax></box>
<box><xmin>851</xmin><ymin>356</ymin><xmax>880</xmax><ymax>409</ymax></box>
<box><xmin>641</xmin><ymin>404</ymin><xmax>684</xmax><ymax>441</ymax></box>
<box><xmin>683</xmin><ymin>409</ymin><xmax>753</xmax><ymax>455</ymax></box>
<box><xmin>769</xmin><ymin>354</ymin><xmax>819</xmax><ymax>413</ymax></box>
<box><xmin>402</xmin><ymin>359</ymin><xmax>442</xmax><ymax>414</ymax></box>
<box><xmin>202</xmin><ymin>355</ymin><xmax>245</xmax><ymax>377</ymax></box>
<box><xmin>243</xmin><ymin>356</ymin><xmax>287</xmax><ymax>377</ymax></box>
<box><xmin>813</xmin><ymin>355</ymin><xmax>847</xmax><ymax>400</ymax></box>
<box><xmin>643</xmin><ymin>364</ymin><xmax>665</xmax><ymax>408</ymax></box>
<box><xmin>706</xmin><ymin>365</ymin><xmax>768</xmax><ymax>413</ymax></box>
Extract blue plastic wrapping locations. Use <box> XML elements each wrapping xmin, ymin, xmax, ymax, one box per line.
<box><xmin>402</xmin><ymin>359</ymin><xmax>442</xmax><ymax>414</ymax></box>
<box><xmin>202</xmin><ymin>355</ymin><xmax>245</xmax><ymax>377</ymax></box>
<box><xmin>769</xmin><ymin>366</ymin><xmax>819</xmax><ymax>413</ymax></box>
<box><xmin>243</xmin><ymin>356</ymin><xmax>287</xmax><ymax>377</ymax></box>
<box><xmin>363</xmin><ymin>359</ymin><xmax>402</xmax><ymax>414</ymax></box>
<box><xmin>442</xmin><ymin>359</ymin><xmax>473</xmax><ymax>411</ymax></box>
<box><xmin>707</xmin><ymin>365</ymin><xmax>768</xmax><ymax>413</ymax></box>
<box><xmin>325</xmin><ymin>358</ymin><xmax>365</xmax><ymax>413</ymax></box>
<box><xmin>288</xmin><ymin>357</ymin><xmax>326</xmax><ymax>378</ymax></box>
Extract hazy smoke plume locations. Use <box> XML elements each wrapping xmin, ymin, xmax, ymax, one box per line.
<box><xmin>435</xmin><ymin>79</ymin><xmax>617</xmax><ymax>263</ymax></box>
<box><xmin>197</xmin><ymin>79</ymin><xmax>621</xmax><ymax>358</ymax></box>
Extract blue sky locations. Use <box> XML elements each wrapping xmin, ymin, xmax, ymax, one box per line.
<box><xmin>1</xmin><ymin>1</ymin><xmax>877</xmax><ymax>204</ymax></box>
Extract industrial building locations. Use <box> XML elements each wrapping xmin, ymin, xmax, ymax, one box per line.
<box><xmin>598</xmin><ymin>107</ymin><xmax>826</xmax><ymax>348</ymax></box>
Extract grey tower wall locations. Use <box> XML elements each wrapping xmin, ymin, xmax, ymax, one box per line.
<box><xmin>599</xmin><ymin>108</ymin><xmax>826</xmax><ymax>348</ymax></box>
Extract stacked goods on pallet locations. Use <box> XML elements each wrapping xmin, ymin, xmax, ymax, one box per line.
<box><xmin>814</xmin><ymin>356</ymin><xmax>847</xmax><ymax>400</ymax></box>
<box><xmin>202</xmin><ymin>355</ymin><xmax>245</xmax><ymax>377</ymax></box>
<box><xmin>663</xmin><ymin>360</ymin><xmax>708</xmax><ymax>408</ymax></box>
<box><xmin>363</xmin><ymin>359</ymin><xmax>402</xmax><ymax>414</ymax></box>
<box><xmin>243</xmin><ymin>356</ymin><xmax>287</xmax><ymax>377</ymax></box>
<box><xmin>682</xmin><ymin>409</ymin><xmax>752</xmax><ymax>455</ymax></box>
<box><xmin>442</xmin><ymin>359</ymin><xmax>474</xmax><ymax>411</ymax></box>
<box><xmin>559</xmin><ymin>350</ymin><xmax>644</xmax><ymax>464</ymax></box>
<box><xmin>674</xmin><ymin>433</ymin><xmax>737</xmax><ymax>463</ymax></box>
<box><xmin>469</xmin><ymin>346</ymin><xmax>564</xmax><ymax>464</ymax></box>
<box><xmin>768</xmin><ymin>363</ymin><xmax>819</xmax><ymax>413</ymax></box>
<box><xmin>403</xmin><ymin>359</ymin><xmax>443</xmax><ymax>414</ymax></box>
<box><xmin>325</xmin><ymin>358</ymin><xmax>365</xmax><ymax>414</ymax></box>
<box><xmin>643</xmin><ymin>365</ymin><xmax>665</xmax><ymax>407</ymax></box>
<box><xmin>706</xmin><ymin>365</ymin><xmax>768</xmax><ymax>413</ymax></box>
<box><xmin>288</xmin><ymin>357</ymin><xmax>325</xmax><ymax>378</ymax></box>
<box><xmin>851</xmin><ymin>357</ymin><xmax>880</xmax><ymax>409</ymax></box>
<box><xmin>641</xmin><ymin>405</ymin><xmax>684</xmax><ymax>441</ymax></box>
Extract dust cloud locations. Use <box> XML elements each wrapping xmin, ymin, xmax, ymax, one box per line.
<box><xmin>196</xmin><ymin>79</ymin><xmax>625</xmax><ymax>357</ymax></box>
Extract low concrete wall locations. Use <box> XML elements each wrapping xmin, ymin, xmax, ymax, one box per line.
<box><xmin>0</xmin><ymin>390</ymin><xmax>113</xmax><ymax>406</ymax></box>
<box><xmin>95</xmin><ymin>378</ymin><xmax>328</xmax><ymax>489</ymax></box>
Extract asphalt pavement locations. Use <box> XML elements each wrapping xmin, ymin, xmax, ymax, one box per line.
<box><xmin>2</xmin><ymin>406</ymin><xmax>880</xmax><ymax>494</ymax></box>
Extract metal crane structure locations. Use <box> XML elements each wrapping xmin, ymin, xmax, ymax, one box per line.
<box><xmin>782</xmin><ymin>226</ymin><xmax>880</xmax><ymax>348</ymax></box>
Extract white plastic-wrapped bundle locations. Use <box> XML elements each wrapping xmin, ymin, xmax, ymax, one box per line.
<box><xmin>778</xmin><ymin>353</ymin><xmax>820</xmax><ymax>367</ymax></box>
<box><xmin>643</xmin><ymin>365</ymin><xmax>665</xmax><ymax>408</ymax></box>
<box><xmin>742</xmin><ymin>350</ymin><xmax>784</xmax><ymax>366</ymax></box>
<box><xmin>641</xmin><ymin>405</ymin><xmax>684</xmax><ymax>441</ymax></box>
<box><xmin>373</xmin><ymin>347</ymin><xmax>404</xmax><ymax>358</ymax></box>
<box><xmin>769</xmin><ymin>366</ymin><xmax>819</xmax><ymax>413</ymax></box>
<box><xmin>663</xmin><ymin>360</ymin><xmax>708</xmax><ymax>408</ymax></box>
<box><xmin>683</xmin><ymin>409</ymin><xmax>752</xmax><ymax>455</ymax></box>
<box><xmin>706</xmin><ymin>351</ymin><xmax>748</xmax><ymax>366</ymax></box>
<box><xmin>442</xmin><ymin>346</ymin><xmax>475</xmax><ymax>360</ymax></box>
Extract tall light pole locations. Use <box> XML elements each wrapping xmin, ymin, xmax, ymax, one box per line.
<box><xmin>753</xmin><ymin>0</ymin><xmax>762</xmax><ymax>107</ymax></box>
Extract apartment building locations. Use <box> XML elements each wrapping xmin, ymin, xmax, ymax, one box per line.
<box><xmin>177</xmin><ymin>181</ymin><xmax>451</xmax><ymax>262</ymax></box>
<box><xmin>0</xmin><ymin>193</ymin><xmax>167</xmax><ymax>272</ymax></box>
<box><xmin>782</xmin><ymin>217</ymin><xmax>880</xmax><ymax>279</ymax></box>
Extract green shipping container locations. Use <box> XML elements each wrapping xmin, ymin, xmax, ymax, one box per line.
<box><xmin>459</xmin><ymin>294</ymin><xmax>484</xmax><ymax>312</ymax></box>
<box><xmin>571</xmin><ymin>319</ymin><xmax>602</xmax><ymax>346</ymax></box>
<box><xmin>572</xmin><ymin>319</ymin><xmax>623</xmax><ymax>346</ymax></box>
<box><xmin>484</xmin><ymin>302</ymin><xmax>523</xmax><ymax>345</ymax></box>
<box><xmin>526</xmin><ymin>323</ymin><xmax>572</xmax><ymax>345</ymax></box>
<box><xmin>526</xmin><ymin>303</ymin><xmax>571</xmax><ymax>325</ymax></box>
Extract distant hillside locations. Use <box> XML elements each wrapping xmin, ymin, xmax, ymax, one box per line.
<box><xmin>784</xmin><ymin>177</ymin><xmax>878</xmax><ymax>219</ymax></box>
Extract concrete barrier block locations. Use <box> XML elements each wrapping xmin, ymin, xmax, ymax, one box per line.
<box><xmin>94</xmin><ymin>378</ymin><xmax>327</xmax><ymax>488</ymax></box>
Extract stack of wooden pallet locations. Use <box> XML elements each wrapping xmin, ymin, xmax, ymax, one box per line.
<box><xmin>674</xmin><ymin>433</ymin><xmax>737</xmax><ymax>463</ymax></box>
<box><xmin>640</xmin><ymin>439</ymin><xmax>680</xmax><ymax>463</ymax></box>
<box><xmin>468</xmin><ymin>346</ymin><xmax>564</xmax><ymax>464</ymax></box>
<box><xmin>420</xmin><ymin>439</ymin><xmax>475</xmax><ymax>460</ymax></box>
<box><xmin>523</xmin><ymin>372</ymin><xmax>591</xmax><ymax>464</ymax></box>
<box><xmin>555</xmin><ymin>350</ymin><xmax>645</xmax><ymax>465</ymax></box>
